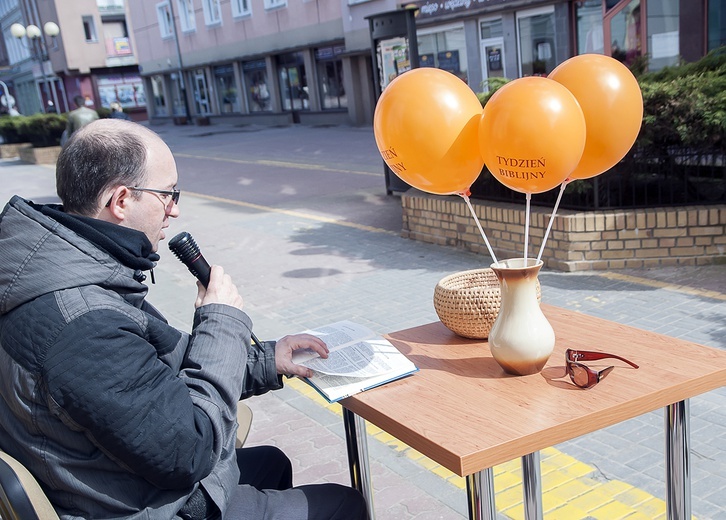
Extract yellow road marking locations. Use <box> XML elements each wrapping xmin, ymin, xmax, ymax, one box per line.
<box><xmin>175</xmin><ymin>153</ymin><xmax>381</xmax><ymax>177</ymax></box>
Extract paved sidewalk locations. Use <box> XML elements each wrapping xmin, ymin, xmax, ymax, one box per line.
<box><xmin>1</xmin><ymin>125</ymin><xmax>724</xmax><ymax>519</ymax></box>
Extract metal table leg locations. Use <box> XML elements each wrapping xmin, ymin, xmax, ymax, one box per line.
<box><xmin>665</xmin><ymin>400</ymin><xmax>691</xmax><ymax>520</ymax></box>
<box><xmin>343</xmin><ymin>408</ymin><xmax>375</xmax><ymax>520</ymax></box>
<box><xmin>466</xmin><ymin>468</ymin><xmax>496</xmax><ymax>520</ymax></box>
<box><xmin>522</xmin><ymin>451</ymin><xmax>543</xmax><ymax>520</ymax></box>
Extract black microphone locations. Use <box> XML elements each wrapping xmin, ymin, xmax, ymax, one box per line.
<box><xmin>168</xmin><ymin>231</ymin><xmax>262</xmax><ymax>348</ymax></box>
<box><xmin>168</xmin><ymin>231</ymin><xmax>211</xmax><ymax>288</ymax></box>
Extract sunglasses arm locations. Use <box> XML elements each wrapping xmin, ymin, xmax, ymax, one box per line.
<box><xmin>568</xmin><ymin>349</ymin><xmax>639</xmax><ymax>369</ymax></box>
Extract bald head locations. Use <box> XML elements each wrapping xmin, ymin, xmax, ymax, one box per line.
<box><xmin>56</xmin><ymin>119</ymin><xmax>167</xmax><ymax>216</ymax></box>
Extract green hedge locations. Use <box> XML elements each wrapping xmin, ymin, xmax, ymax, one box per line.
<box><xmin>0</xmin><ymin>113</ymin><xmax>67</xmax><ymax>148</ymax></box>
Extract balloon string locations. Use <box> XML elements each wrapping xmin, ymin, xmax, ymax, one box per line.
<box><xmin>536</xmin><ymin>179</ymin><xmax>570</xmax><ymax>264</ymax></box>
<box><xmin>460</xmin><ymin>193</ymin><xmax>499</xmax><ymax>266</ymax></box>
<box><xmin>524</xmin><ymin>193</ymin><xmax>531</xmax><ymax>263</ymax></box>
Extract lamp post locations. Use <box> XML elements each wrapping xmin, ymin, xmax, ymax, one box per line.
<box><xmin>10</xmin><ymin>21</ymin><xmax>60</xmax><ymax>113</ymax></box>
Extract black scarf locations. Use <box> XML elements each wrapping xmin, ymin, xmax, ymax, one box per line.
<box><xmin>39</xmin><ymin>203</ymin><xmax>160</xmax><ymax>272</ymax></box>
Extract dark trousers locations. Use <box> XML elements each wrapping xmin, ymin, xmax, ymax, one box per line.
<box><xmin>226</xmin><ymin>446</ymin><xmax>367</xmax><ymax>520</ymax></box>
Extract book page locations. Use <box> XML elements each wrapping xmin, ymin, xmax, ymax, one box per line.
<box><xmin>291</xmin><ymin>320</ymin><xmax>376</xmax><ymax>366</ymax></box>
<box><xmin>298</xmin><ymin>338</ymin><xmax>405</xmax><ymax>377</ymax></box>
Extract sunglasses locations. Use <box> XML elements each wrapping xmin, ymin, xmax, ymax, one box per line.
<box><xmin>565</xmin><ymin>349</ymin><xmax>639</xmax><ymax>389</ymax></box>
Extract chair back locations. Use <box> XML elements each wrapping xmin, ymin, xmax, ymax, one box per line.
<box><xmin>0</xmin><ymin>449</ymin><xmax>59</xmax><ymax>520</ymax></box>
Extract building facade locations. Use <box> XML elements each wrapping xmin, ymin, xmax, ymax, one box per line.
<box><xmin>129</xmin><ymin>0</ymin><xmax>724</xmax><ymax>127</ymax></box>
<box><xmin>0</xmin><ymin>0</ymin><xmax>144</xmax><ymax>118</ymax></box>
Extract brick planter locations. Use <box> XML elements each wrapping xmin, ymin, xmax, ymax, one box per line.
<box><xmin>401</xmin><ymin>189</ymin><xmax>726</xmax><ymax>272</ymax></box>
<box><xmin>0</xmin><ymin>142</ymin><xmax>31</xmax><ymax>159</ymax></box>
<box><xmin>18</xmin><ymin>144</ymin><xmax>62</xmax><ymax>165</ymax></box>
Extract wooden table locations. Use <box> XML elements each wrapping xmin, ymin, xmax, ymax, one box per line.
<box><xmin>340</xmin><ymin>305</ymin><xmax>726</xmax><ymax>520</ymax></box>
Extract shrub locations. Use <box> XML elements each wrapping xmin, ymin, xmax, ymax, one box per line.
<box><xmin>16</xmin><ymin>113</ymin><xmax>67</xmax><ymax>148</ymax></box>
<box><xmin>0</xmin><ymin>116</ymin><xmax>30</xmax><ymax>144</ymax></box>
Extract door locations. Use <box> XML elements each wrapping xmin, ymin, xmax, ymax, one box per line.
<box><xmin>480</xmin><ymin>37</ymin><xmax>505</xmax><ymax>90</ymax></box>
<box><xmin>193</xmin><ymin>69</ymin><xmax>211</xmax><ymax>115</ymax></box>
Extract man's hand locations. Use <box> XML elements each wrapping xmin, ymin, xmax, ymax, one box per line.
<box><xmin>274</xmin><ymin>334</ymin><xmax>329</xmax><ymax>378</ymax></box>
<box><xmin>195</xmin><ymin>265</ymin><xmax>244</xmax><ymax>311</ymax></box>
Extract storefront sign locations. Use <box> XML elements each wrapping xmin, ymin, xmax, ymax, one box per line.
<box><xmin>412</xmin><ymin>0</ymin><xmax>510</xmax><ymax>19</ymax></box>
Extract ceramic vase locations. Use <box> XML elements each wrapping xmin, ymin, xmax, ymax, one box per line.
<box><xmin>488</xmin><ymin>258</ymin><xmax>554</xmax><ymax>375</ymax></box>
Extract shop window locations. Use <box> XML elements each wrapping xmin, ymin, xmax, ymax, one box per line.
<box><xmin>576</xmin><ymin>0</ymin><xmax>604</xmax><ymax>54</ymax></box>
<box><xmin>243</xmin><ymin>60</ymin><xmax>271</xmax><ymax>112</ymax></box>
<box><xmin>417</xmin><ymin>24</ymin><xmax>468</xmax><ymax>83</ymax></box>
<box><xmin>97</xmin><ymin>73</ymin><xmax>146</xmax><ymax>109</ymax></box>
<box><xmin>193</xmin><ymin>68</ymin><xmax>212</xmax><ymax>114</ymax></box>
<box><xmin>202</xmin><ymin>0</ymin><xmax>222</xmax><ymax>26</ymax></box>
<box><xmin>607</xmin><ymin>0</ymin><xmax>641</xmax><ymax>66</ymax></box>
<box><xmin>214</xmin><ymin>64</ymin><xmax>240</xmax><ymax>113</ymax></box>
<box><xmin>156</xmin><ymin>2</ymin><xmax>174</xmax><ymax>39</ymax></box>
<box><xmin>647</xmin><ymin>0</ymin><xmax>679</xmax><ymax>70</ymax></box>
<box><xmin>517</xmin><ymin>6</ymin><xmax>556</xmax><ymax>76</ymax></box>
<box><xmin>708</xmin><ymin>0</ymin><xmax>726</xmax><ymax>50</ymax></box>
<box><xmin>316</xmin><ymin>46</ymin><xmax>346</xmax><ymax>110</ymax></box>
<box><xmin>170</xmin><ymin>72</ymin><xmax>186</xmax><ymax>116</ymax></box>
<box><xmin>277</xmin><ymin>52</ymin><xmax>307</xmax><ymax>111</ymax></box>
<box><xmin>150</xmin><ymin>75</ymin><xmax>168</xmax><ymax>117</ymax></box>
<box><xmin>232</xmin><ymin>0</ymin><xmax>251</xmax><ymax>18</ymax></box>
<box><xmin>178</xmin><ymin>0</ymin><xmax>196</xmax><ymax>32</ymax></box>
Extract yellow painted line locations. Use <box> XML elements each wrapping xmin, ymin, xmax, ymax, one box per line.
<box><xmin>185</xmin><ymin>191</ymin><xmax>398</xmax><ymax>236</ymax></box>
<box><xmin>599</xmin><ymin>271</ymin><xmax>726</xmax><ymax>301</ymax></box>
<box><xmin>175</xmin><ymin>153</ymin><xmax>381</xmax><ymax>177</ymax></box>
<box><xmin>286</xmin><ymin>376</ymin><xmax>697</xmax><ymax>519</ymax></box>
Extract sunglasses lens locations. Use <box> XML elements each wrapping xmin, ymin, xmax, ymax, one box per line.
<box><xmin>570</xmin><ymin>364</ymin><xmax>592</xmax><ymax>388</ymax></box>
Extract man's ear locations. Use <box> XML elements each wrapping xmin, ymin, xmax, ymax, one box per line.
<box><xmin>100</xmin><ymin>185</ymin><xmax>131</xmax><ymax>221</ymax></box>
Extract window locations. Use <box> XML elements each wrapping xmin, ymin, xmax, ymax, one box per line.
<box><xmin>202</xmin><ymin>0</ymin><xmax>222</xmax><ymax>26</ymax></box>
<box><xmin>214</xmin><ymin>64</ymin><xmax>240</xmax><ymax>113</ymax></box>
<box><xmin>647</xmin><ymin>0</ymin><xmax>679</xmax><ymax>70</ymax></box>
<box><xmin>417</xmin><ymin>24</ymin><xmax>468</xmax><ymax>83</ymax></box>
<box><xmin>516</xmin><ymin>6</ymin><xmax>556</xmax><ymax>76</ymax></box>
<box><xmin>264</xmin><ymin>0</ymin><xmax>287</xmax><ymax>10</ymax></box>
<box><xmin>3</xmin><ymin>22</ymin><xmax>32</xmax><ymax>64</ymax></box>
<box><xmin>83</xmin><ymin>15</ymin><xmax>98</xmax><ymax>42</ymax></box>
<box><xmin>708</xmin><ymin>0</ymin><xmax>726</xmax><ymax>50</ymax></box>
<box><xmin>150</xmin><ymin>75</ymin><xmax>168</xmax><ymax>116</ymax></box>
<box><xmin>243</xmin><ymin>60</ymin><xmax>272</xmax><ymax>112</ymax></box>
<box><xmin>277</xmin><ymin>52</ymin><xmax>307</xmax><ymax>111</ymax></box>
<box><xmin>232</xmin><ymin>0</ymin><xmax>251</xmax><ymax>17</ymax></box>
<box><xmin>156</xmin><ymin>2</ymin><xmax>174</xmax><ymax>38</ymax></box>
<box><xmin>177</xmin><ymin>0</ymin><xmax>196</xmax><ymax>32</ymax></box>
<box><xmin>575</xmin><ymin>0</ymin><xmax>604</xmax><ymax>54</ymax></box>
<box><xmin>316</xmin><ymin>46</ymin><xmax>346</xmax><ymax>110</ymax></box>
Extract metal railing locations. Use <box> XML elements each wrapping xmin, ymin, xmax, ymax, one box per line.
<box><xmin>469</xmin><ymin>147</ymin><xmax>726</xmax><ymax>210</ymax></box>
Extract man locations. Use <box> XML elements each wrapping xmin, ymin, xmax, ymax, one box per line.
<box><xmin>65</xmin><ymin>94</ymin><xmax>99</xmax><ymax>137</ymax></box>
<box><xmin>0</xmin><ymin>119</ymin><xmax>367</xmax><ymax>520</ymax></box>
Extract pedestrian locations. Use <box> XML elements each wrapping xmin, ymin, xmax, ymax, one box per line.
<box><xmin>110</xmin><ymin>101</ymin><xmax>131</xmax><ymax>120</ymax></box>
<box><xmin>65</xmin><ymin>94</ymin><xmax>99</xmax><ymax>139</ymax></box>
<box><xmin>0</xmin><ymin>119</ymin><xmax>367</xmax><ymax>520</ymax></box>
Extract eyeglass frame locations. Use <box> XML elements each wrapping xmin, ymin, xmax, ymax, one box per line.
<box><xmin>105</xmin><ymin>186</ymin><xmax>181</xmax><ymax>209</ymax></box>
<box><xmin>565</xmin><ymin>348</ymin><xmax>639</xmax><ymax>389</ymax></box>
<box><xmin>127</xmin><ymin>186</ymin><xmax>180</xmax><ymax>207</ymax></box>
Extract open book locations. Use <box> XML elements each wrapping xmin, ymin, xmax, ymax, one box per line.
<box><xmin>291</xmin><ymin>320</ymin><xmax>418</xmax><ymax>403</ymax></box>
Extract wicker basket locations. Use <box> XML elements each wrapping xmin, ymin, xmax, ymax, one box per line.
<box><xmin>433</xmin><ymin>268</ymin><xmax>542</xmax><ymax>339</ymax></box>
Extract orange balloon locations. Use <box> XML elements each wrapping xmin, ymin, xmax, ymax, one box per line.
<box><xmin>373</xmin><ymin>68</ymin><xmax>484</xmax><ymax>195</ymax></box>
<box><xmin>549</xmin><ymin>54</ymin><xmax>643</xmax><ymax>180</ymax></box>
<box><xmin>478</xmin><ymin>77</ymin><xmax>586</xmax><ymax>194</ymax></box>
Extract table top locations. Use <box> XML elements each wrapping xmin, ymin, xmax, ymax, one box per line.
<box><xmin>340</xmin><ymin>305</ymin><xmax>726</xmax><ymax>477</ymax></box>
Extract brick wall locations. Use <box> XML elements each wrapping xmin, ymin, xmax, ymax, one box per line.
<box><xmin>401</xmin><ymin>189</ymin><xmax>726</xmax><ymax>272</ymax></box>
<box><xmin>18</xmin><ymin>144</ymin><xmax>62</xmax><ymax>165</ymax></box>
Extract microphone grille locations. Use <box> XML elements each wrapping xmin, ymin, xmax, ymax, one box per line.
<box><xmin>168</xmin><ymin>231</ymin><xmax>201</xmax><ymax>262</ymax></box>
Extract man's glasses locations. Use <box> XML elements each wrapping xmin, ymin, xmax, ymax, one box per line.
<box><xmin>128</xmin><ymin>186</ymin><xmax>180</xmax><ymax>208</ymax></box>
<box><xmin>565</xmin><ymin>349</ymin><xmax>639</xmax><ymax>389</ymax></box>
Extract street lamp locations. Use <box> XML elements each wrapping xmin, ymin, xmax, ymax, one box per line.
<box><xmin>10</xmin><ymin>21</ymin><xmax>60</xmax><ymax>112</ymax></box>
